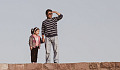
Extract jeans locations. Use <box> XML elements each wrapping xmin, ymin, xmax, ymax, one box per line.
<box><xmin>45</xmin><ymin>36</ymin><xmax>59</xmax><ymax>63</ymax></box>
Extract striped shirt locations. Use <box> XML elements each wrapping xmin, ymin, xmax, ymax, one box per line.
<box><xmin>42</xmin><ymin>14</ymin><xmax>63</xmax><ymax>37</ymax></box>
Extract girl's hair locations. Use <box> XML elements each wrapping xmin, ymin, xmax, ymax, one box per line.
<box><xmin>31</xmin><ymin>28</ymin><xmax>34</xmax><ymax>34</ymax></box>
<box><xmin>31</xmin><ymin>27</ymin><xmax>40</xmax><ymax>34</ymax></box>
<box><xmin>34</xmin><ymin>27</ymin><xmax>40</xmax><ymax>32</ymax></box>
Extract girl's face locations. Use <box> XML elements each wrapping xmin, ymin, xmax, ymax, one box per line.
<box><xmin>34</xmin><ymin>30</ymin><xmax>39</xmax><ymax>35</ymax></box>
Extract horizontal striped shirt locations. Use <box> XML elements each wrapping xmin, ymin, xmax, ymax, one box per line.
<box><xmin>42</xmin><ymin>14</ymin><xmax>63</xmax><ymax>37</ymax></box>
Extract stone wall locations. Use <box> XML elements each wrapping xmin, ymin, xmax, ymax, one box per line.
<box><xmin>0</xmin><ymin>62</ymin><xmax>120</xmax><ymax>70</ymax></box>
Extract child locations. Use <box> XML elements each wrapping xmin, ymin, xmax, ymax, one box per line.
<box><xmin>29</xmin><ymin>27</ymin><xmax>44</xmax><ymax>63</ymax></box>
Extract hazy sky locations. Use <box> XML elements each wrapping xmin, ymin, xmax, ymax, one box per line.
<box><xmin>0</xmin><ymin>0</ymin><xmax>120</xmax><ymax>63</ymax></box>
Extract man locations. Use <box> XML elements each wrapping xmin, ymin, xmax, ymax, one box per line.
<box><xmin>42</xmin><ymin>9</ymin><xmax>63</xmax><ymax>63</ymax></box>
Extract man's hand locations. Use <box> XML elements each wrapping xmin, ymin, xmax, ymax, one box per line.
<box><xmin>30</xmin><ymin>47</ymin><xmax>33</xmax><ymax>50</ymax></box>
<box><xmin>42</xmin><ymin>35</ymin><xmax>45</xmax><ymax>42</ymax></box>
<box><xmin>52</xmin><ymin>11</ymin><xmax>61</xmax><ymax>15</ymax></box>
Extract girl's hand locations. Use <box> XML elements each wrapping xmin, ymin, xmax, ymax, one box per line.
<box><xmin>30</xmin><ymin>47</ymin><xmax>33</xmax><ymax>50</ymax></box>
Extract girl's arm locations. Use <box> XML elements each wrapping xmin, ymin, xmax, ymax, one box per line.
<box><xmin>29</xmin><ymin>36</ymin><xmax>33</xmax><ymax>50</ymax></box>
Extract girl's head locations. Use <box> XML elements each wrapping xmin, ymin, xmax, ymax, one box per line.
<box><xmin>33</xmin><ymin>27</ymin><xmax>40</xmax><ymax>35</ymax></box>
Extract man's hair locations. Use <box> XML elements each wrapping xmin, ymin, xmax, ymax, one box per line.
<box><xmin>46</xmin><ymin>9</ymin><xmax>52</xmax><ymax>15</ymax></box>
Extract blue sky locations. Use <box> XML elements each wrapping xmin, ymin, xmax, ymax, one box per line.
<box><xmin>0</xmin><ymin>0</ymin><xmax>120</xmax><ymax>63</ymax></box>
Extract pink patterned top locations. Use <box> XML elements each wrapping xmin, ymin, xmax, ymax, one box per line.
<box><xmin>33</xmin><ymin>35</ymin><xmax>40</xmax><ymax>46</ymax></box>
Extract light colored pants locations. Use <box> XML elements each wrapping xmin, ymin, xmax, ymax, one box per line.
<box><xmin>45</xmin><ymin>36</ymin><xmax>59</xmax><ymax>63</ymax></box>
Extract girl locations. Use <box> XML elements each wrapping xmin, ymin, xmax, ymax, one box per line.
<box><xmin>29</xmin><ymin>27</ymin><xmax>44</xmax><ymax>63</ymax></box>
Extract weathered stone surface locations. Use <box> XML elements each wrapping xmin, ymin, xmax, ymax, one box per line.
<box><xmin>43</xmin><ymin>63</ymin><xmax>59</xmax><ymax>70</ymax></box>
<box><xmin>0</xmin><ymin>64</ymin><xmax>8</xmax><ymax>70</ymax></box>
<box><xmin>43</xmin><ymin>63</ymin><xmax>90</xmax><ymax>70</ymax></box>
<box><xmin>115</xmin><ymin>62</ymin><xmax>120</xmax><ymax>70</ymax></box>
<box><xmin>100</xmin><ymin>62</ymin><xmax>115</xmax><ymax>70</ymax></box>
<box><xmin>74</xmin><ymin>63</ymin><xmax>89</xmax><ymax>70</ymax></box>
<box><xmin>8</xmin><ymin>64</ymin><xmax>24</xmax><ymax>70</ymax></box>
<box><xmin>2</xmin><ymin>62</ymin><xmax>120</xmax><ymax>70</ymax></box>
<box><xmin>89</xmin><ymin>62</ymin><xmax>100</xmax><ymax>70</ymax></box>
<box><xmin>58</xmin><ymin>63</ymin><xmax>76</xmax><ymax>70</ymax></box>
<box><xmin>24</xmin><ymin>63</ymin><xmax>43</xmax><ymax>70</ymax></box>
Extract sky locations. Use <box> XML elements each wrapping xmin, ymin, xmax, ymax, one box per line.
<box><xmin>0</xmin><ymin>0</ymin><xmax>120</xmax><ymax>63</ymax></box>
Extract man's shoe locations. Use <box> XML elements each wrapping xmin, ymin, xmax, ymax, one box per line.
<box><xmin>54</xmin><ymin>62</ymin><xmax>57</xmax><ymax>63</ymax></box>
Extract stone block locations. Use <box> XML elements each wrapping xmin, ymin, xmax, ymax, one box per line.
<box><xmin>100</xmin><ymin>62</ymin><xmax>115</xmax><ymax>70</ymax></box>
<box><xmin>89</xmin><ymin>62</ymin><xmax>100</xmax><ymax>70</ymax></box>
<box><xmin>0</xmin><ymin>64</ymin><xmax>8</xmax><ymax>70</ymax></box>
<box><xmin>24</xmin><ymin>63</ymin><xmax>43</xmax><ymax>70</ymax></box>
<box><xmin>74</xmin><ymin>62</ymin><xmax>89</xmax><ymax>70</ymax></box>
<box><xmin>43</xmin><ymin>63</ymin><xmax>59</xmax><ymax>70</ymax></box>
<box><xmin>8</xmin><ymin>64</ymin><xmax>24</xmax><ymax>70</ymax></box>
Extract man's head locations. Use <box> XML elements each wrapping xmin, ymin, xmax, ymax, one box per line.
<box><xmin>46</xmin><ymin>9</ymin><xmax>53</xmax><ymax>19</ymax></box>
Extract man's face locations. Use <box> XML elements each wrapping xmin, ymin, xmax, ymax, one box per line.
<box><xmin>47</xmin><ymin>11</ymin><xmax>53</xmax><ymax>19</ymax></box>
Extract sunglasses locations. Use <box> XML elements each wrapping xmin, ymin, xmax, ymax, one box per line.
<box><xmin>48</xmin><ymin>13</ymin><xmax>53</xmax><ymax>15</ymax></box>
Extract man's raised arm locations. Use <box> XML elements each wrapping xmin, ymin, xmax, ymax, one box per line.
<box><xmin>52</xmin><ymin>11</ymin><xmax>63</xmax><ymax>22</ymax></box>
